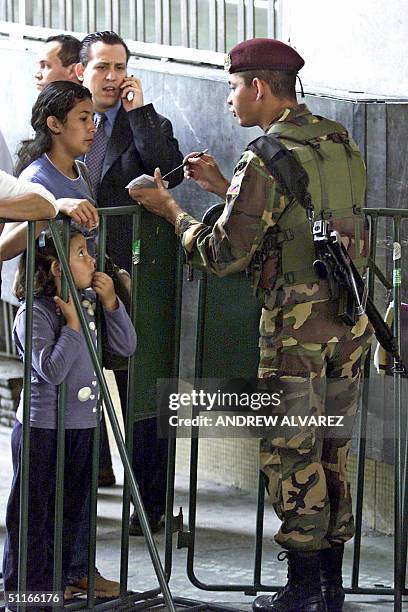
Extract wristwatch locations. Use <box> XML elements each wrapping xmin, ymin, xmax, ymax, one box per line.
<box><xmin>174</xmin><ymin>211</ymin><xmax>190</xmax><ymax>235</ymax></box>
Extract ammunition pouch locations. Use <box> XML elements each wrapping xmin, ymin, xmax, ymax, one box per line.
<box><xmin>247</xmin><ymin>118</ymin><xmax>368</xmax><ymax>296</ymax></box>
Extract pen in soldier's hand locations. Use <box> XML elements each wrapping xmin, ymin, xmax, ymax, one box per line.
<box><xmin>161</xmin><ymin>149</ymin><xmax>209</xmax><ymax>180</ymax></box>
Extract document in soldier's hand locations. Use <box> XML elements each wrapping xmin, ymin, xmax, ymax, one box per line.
<box><xmin>126</xmin><ymin>174</ymin><xmax>169</xmax><ymax>189</ymax></box>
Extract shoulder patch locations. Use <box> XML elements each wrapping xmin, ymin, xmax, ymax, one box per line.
<box><xmin>227</xmin><ymin>173</ymin><xmax>245</xmax><ymax>195</ymax></box>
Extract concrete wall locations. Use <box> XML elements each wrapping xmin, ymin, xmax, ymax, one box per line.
<box><xmin>282</xmin><ymin>0</ymin><xmax>408</xmax><ymax>98</ymax></box>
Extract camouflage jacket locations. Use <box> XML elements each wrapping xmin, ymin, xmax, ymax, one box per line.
<box><xmin>179</xmin><ymin>104</ymin><xmax>360</xmax><ymax>312</ymax></box>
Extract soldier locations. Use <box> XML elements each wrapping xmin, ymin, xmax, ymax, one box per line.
<box><xmin>129</xmin><ymin>38</ymin><xmax>372</xmax><ymax>612</ymax></box>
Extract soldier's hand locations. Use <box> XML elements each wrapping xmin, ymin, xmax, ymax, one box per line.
<box><xmin>183</xmin><ymin>152</ymin><xmax>229</xmax><ymax>198</ymax></box>
<box><xmin>129</xmin><ymin>168</ymin><xmax>183</xmax><ymax>224</ymax></box>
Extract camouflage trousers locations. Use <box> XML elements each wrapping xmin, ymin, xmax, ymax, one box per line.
<box><xmin>258</xmin><ymin>300</ymin><xmax>373</xmax><ymax>552</ymax></box>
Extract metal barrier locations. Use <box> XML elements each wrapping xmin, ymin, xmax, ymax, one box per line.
<box><xmin>2</xmin><ymin>209</ymin><xmax>183</xmax><ymax>611</ymax></box>
<box><xmin>3</xmin><ymin>206</ymin><xmax>408</xmax><ymax>610</ymax></box>
<box><xmin>0</xmin><ymin>300</ymin><xmax>18</xmax><ymax>358</ymax></box>
<box><xmin>0</xmin><ymin>0</ymin><xmax>281</xmax><ymax>63</ymax></box>
<box><xmin>162</xmin><ymin>207</ymin><xmax>408</xmax><ymax>610</ymax></box>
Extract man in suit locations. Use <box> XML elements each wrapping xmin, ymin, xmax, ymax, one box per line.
<box><xmin>76</xmin><ymin>30</ymin><xmax>184</xmax><ymax>535</ymax></box>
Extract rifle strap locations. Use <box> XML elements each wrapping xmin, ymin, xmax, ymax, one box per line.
<box><xmin>247</xmin><ymin>134</ymin><xmax>314</xmax><ymax>224</ymax></box>
<box><xmin>368</xmin><ymin>257</ymin><xmax>393</xmax><ymax>291</ymax></box>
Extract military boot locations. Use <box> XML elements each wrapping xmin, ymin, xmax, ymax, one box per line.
<box><xmin>319</xmin><ymin>544</ymin><xmax>345</xmax><ymax>612</ymax></box>
<box><xmin>252</xmin><ymin>551</ymin><xmax>328</xmax><ymax>611</ymax></box>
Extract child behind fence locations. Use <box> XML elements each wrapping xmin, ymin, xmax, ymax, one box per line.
<box><xmin>2</xmin><ymin>230</ymin><xmax>136</xmax><ymax>608</ymax></box>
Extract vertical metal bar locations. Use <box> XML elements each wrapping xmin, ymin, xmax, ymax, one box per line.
<box><xmin>155</xmin><ymin>0</ymin><xmax>163</xmax><ymax>44</ymax></box>
<box><xmin>137</xmin><ymin>0</ymin><xmax>145</xmax><ymax>42</ymax></box>
<box><xmin>163</xmin><ymin>0</ymin><xmax>172</xmax><ymax>45</ymax></box>
<box><xmin>49</xmin><ymin>213</ymin><xmax>176</xmax><ymax>611</ymax></box>
<box><xmin>186</xmin><ymin>434</ymin><xmax>199</xmax><ymax>580</ymax></box>
<box><xmin>52</xmin><ymin>221</ymin><xmax>70</xmax><ymax>596</ymax></box>
<box><xmin>246</xmin><ymin>0</ymin><xmax>255</xmax><ymax>39</ymax></box>
<box><xmin>86</xmin><ymin>425</ymin><xmax>99</xmax><ymax>610</ymax></box>
<box><xmin>217</xmin><ymin>0</ymin><xmax>226</xmax><ymax>53</ymax></box>
<box><xmin>3</xmin><ymin>302</ymin><xmax>18</xmax><ymax>358</ymax></box>
<box><xmin>401</xmin><ymin>230</ymin><xmax>408</xmax><ymax>592</ymax></box>
<box><xmin>401</xmin><ymin>319</ymin><xmax>408</xmax><ymax>593</ymax></box>
<box><xmin>253</xmin><ymin>468</ymin><xmax>265</xmax><ymax>587</ymax></box>
<box><xmin>208</xmin><ymin>0</ymin><xmax>217</xmax><ymax>51</ymax></box>
<box><xmin>65</xmin><ymin>0</ymin><xmax>73</xmax><ymax>31</ymax></box>
<box><xmin>112</xmin><ymin>0</ymin><xmax>120</xmax><ymax>35</ymax></box>
<box><xmin>180</xmin><ymin>0</ymin><xmax>189</xmax><ymax>48</ymax></box>
<box><xmin>104</xmin><ymin>0</ymin><xmax>112</xmax><ymax>31</ymax></box>
<box><xmin>58</xmin><ymin>0</ymin><xmax>66</xmax><ymax>29</ymax></box>
<box><xmin>17</xmin><ymin>221</ymin><xmax>36</xmax><ymax>611</ymax></box>
<box><xmin>2</xmin><ymin>301</ymin><xmax>12</xmax><ymax>356</ymax></box>
<box><xmin>129</xmin><ymin>0</ymin><xmax>137</xmax><ymax>40</ymax></box>
<box><xmin>162</xmin><ymin>0</ymin><xmax>171</xmax><ymax>46</ymax></box>
<box><xmin>351</xmin><ymin>338</ymin><xmax>371</xmax><ymax>588</ymax></box>
<box><xmin>351</xmin><ymin>214</ymin><xmax>378</xmax><ymax>589</ymax></box>
<box><xmin>237</xmin><ymin>0</ymin><xmax>245</xmax><ymax>41</ymax></box>
<box><xmin>164</xmin><ymin>246</ymin><xmax>184</xmax><ymax>578</ymax></box>
<box><xmin>393</xmin><ymin>216</ymin><xmax>403</xmax><ymax>612</ymax></box>
<box><xmin>10</xmin><ymin>304</ymin><xmax>18</xmax><ymax>357</ymax></box>
<box><xmin>44</xmin><ymin>0</ymin><xmax>51</xmax><ymax>28</ymax></box>
<box><xmin>87</xmin><ymin>0</ymin><xmax>96</xmax><ymax>33</ymax></box>
<box><xmin>185</xmin><ymin>273</ymin><xmax>207</xmax><ymax>582</ymax></box>
<box><xmin>18</xmin><ymin>0</ymin><xmax>28</xmax><ymax>25</ymax></box>
<box><xmin>6</xmin><ymin>0</ymin><xmax>14</xmax><ymax>21</ymax></box>
<box><xmin>119</xmin><ymin>210</ymin><xmax>140</xmax><ymax>593</ymax></box>
<box><xmin>274</xmin><ymin>0</ymin><xmax>283</xmax><ymax>40</ymax></box>
<box><xmin>189</xmin><ymin>0</ymin><xmax>198</xmax><ymax>49</ymax></box>
<box><xmin>81</xmin><ymin>0</ymin><xmax>90</xmax><ymax>34</ymax></box>
<box><xmin>86</xmin><ymin>216</ymin><xmax>109</xmax><ymax>610</ymax></box>
<box><xmin>19</xmin><ymin>0</ymin><xmax>32</xmax><ymax>24</ymax></box>
<box><xmin>266</xmin><ymin>0</ymin><xmax>275</xmax><ymax>37</ymax></box>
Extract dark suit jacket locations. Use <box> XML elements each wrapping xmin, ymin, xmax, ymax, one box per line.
<box><xmin>97</xmin><ymin>102</ymin><xmax>184</xmax><ymax>270</ymax></box>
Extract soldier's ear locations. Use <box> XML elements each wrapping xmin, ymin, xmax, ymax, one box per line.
<box><xmin>252</xmin><ymin>77</ymin><xmax>265</xmax><ymax>101</ymax></box>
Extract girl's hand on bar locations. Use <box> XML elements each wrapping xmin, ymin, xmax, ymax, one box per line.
<box><xmin>54</xmin><ymin>294</ymin><xmax>81</xmax><ymax>332</ymax></box>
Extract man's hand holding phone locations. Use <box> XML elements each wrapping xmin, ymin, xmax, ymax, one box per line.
<box><xmin>121</xmin><ymin>75</ymin><xmax>144</xmax><ymax>111</ymax></box>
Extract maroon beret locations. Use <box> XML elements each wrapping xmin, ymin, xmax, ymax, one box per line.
<box><xmin>225</xmin><ymin>38</ymin><xmax>304</xmax><ymax>74</ymax></box>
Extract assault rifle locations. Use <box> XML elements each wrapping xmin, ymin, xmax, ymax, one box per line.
<box><xmin>312</xmin><ymin>219</ymin><xmax>406</xmax><ymax>374</ymax></box>
<box><xmin>246</xmin><ymin>132</ymin><xmax>406</xmax><ymax>373</ymax></box>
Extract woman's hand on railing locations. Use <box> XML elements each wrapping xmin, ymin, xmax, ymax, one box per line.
<box><xmin>56</xmin><ymin>198</ymin><xmax>99</xmax><ymax>230</ymax></box>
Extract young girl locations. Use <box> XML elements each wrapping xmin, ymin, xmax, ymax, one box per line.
<box><xmin>0</xmin><ymin>80</ymin><xmax>99</xmax><ymax>260</ymax></box>
<box><xmin>2</xmin><ymin>230</ymin><xmax>136</xmax><ymax>602</ymax></box>
<box><xmin>0</xmin><ymin>79</ymin><xmax>123</xmax><ymax>599</ymax></box>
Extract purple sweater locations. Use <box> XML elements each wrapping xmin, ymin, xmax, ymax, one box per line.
<box><xmin>13</xmin><ymin>292</ymin><xmax>137</xmax><ymax>429</ymax></box>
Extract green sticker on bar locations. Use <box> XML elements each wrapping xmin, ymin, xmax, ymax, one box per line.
<box><xmin>393</xmin><ymin>269</ymin><xmax>401</xmax><ymax>286</ymax></box>
<box><xmin>132</xmin><ymin>240</ymin><xmax>140</xmax><ymax>265</ymax></box>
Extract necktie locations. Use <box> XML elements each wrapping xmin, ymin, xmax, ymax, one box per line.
<box><xmin>85</xmin><ymin>113</ymin><xmax>108</xmax><ymax>192</ymax></box>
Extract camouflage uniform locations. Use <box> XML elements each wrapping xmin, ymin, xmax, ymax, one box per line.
<box><xmin>178</xmin><ymin>104</ymin><xmax>373</xmax><ymax>552</ymax></box>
